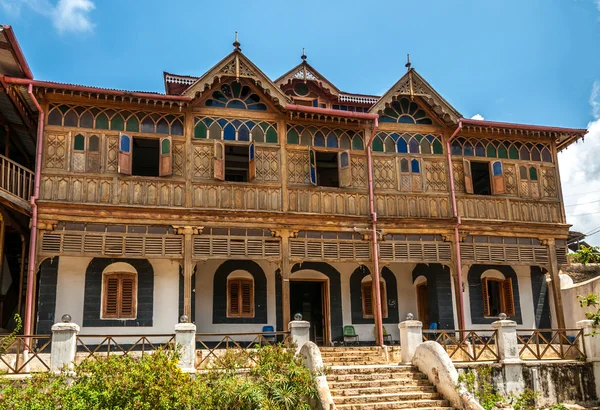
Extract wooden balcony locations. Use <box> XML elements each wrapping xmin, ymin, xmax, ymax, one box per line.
<box><xmin>0</xmin><ymin>154</ymin><xmax>33</xmax><ymax>213</ymax></box>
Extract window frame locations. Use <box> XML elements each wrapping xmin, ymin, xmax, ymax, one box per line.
<box><xmin>482</xmin><ymin>276</ymin><xmax>515</xmax><ymax>318</ymax></box>
<box><xmin>226</xmin><ymin>277</ymin><xmax>255</xmax><ymax>318</ymax></box>
<box><xmin>101</xmin><ymin>272</ymin><xmax>137</xmax><ymax>320</ymax></box>
<box><xmin>361</xmin><ymin>280</ymin><xmax>388</xmax><ymax>319</ymax></box>
<box><xmin>71</xmin><ymin>132</ymin><xmax>102</xmax><ymax>173</ymax></box>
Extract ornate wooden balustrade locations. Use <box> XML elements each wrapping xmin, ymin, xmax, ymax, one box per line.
<box><xmin>456</xmin><ymin>195</ymin><xmax>563</xmax><ymax>224</ymax></box>
<box><xmin>422</xmin><ymin>330</ymin><xmax>499</xmax><ymax>362</ymax></box>
<box><xmin>0</xmin><ymin>334</ymin><xmax>51</xmax><ymax>374</ymax></box>
<box><xmin>516</xmin><ymin>329</ymin><xmax>585</xmax><ymax>361</ymax></box>
<box><xmin>0</xmin><ymin>154</ymin><xmax>34</xmax><ymax>211</ymax></box>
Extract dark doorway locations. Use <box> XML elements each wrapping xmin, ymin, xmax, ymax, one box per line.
<box><xmin>225</xmin><ymin>145</ymin><xmax>250</xmax><ymax>182</ymax></box>
<box><xmin>132</xmin><ymin>137</ymin><xmax>159</xmax><ymax>177</ymax></box>
<box><xmin>471</xmin><ymin>161</ymin><xmax>491</xmax><ymax>195</ymax></box>
<box><xmin>290</xmin><ymin>281</ymin><xmax>326</xmax><ymax>345</ymax></box>
<box><xmin>315</xmin><ymin>151</ymin><xmax>339</xmax><ymax>187</ymax></box>
<box><xmin>416</xmin><ymin>282</ymin><xmax>430</xmax><ymax>328</ymax></box>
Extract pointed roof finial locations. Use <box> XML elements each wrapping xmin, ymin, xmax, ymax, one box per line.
<box><xmin>233</xmin><ymin>31</ymin><xmax>241</xmax><ymax>51</ymax></box>
<box><xmin>301</xmin><ymin>48</ymin><xmax>307</xmax><ymax>61</ymax></box>
<box><xmin>405</xmin><ymin>53</ymin><xmax>411</xmax><ymax>70</ymax></box>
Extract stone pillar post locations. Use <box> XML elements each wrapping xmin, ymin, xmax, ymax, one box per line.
<box><xmin>50</xmin><ymin>315</ymin><xmax>79</xmax><ymax>372</ymax></box>
<box><xmin>399</xmin><ymin>318</ymin><xmax>422</xmax><ymax>363</ymax></box>
<box><xmin>175</xmin><ymin>317</ymin><xmax>197</xmax><ymax>373</ymax></box>
<box><xmin>577</xmin><ymin>320</ymin><xmax>600</xmax><ymax>398</ymax></box>
<box><xmin>492</xmin><ymin>318</ymin><xmax>524</xmax><ymax>395</ymax></box>
<box><xmin>289</xmin><ymin>319</ymin><xmax>310</xmax><ymax>351</ymax></box>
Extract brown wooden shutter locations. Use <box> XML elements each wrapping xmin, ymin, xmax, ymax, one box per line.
<box><xmin>379</xmin><ymin>282</ymin><xmax>388</xmax><ymax>318</ymax></box>
<box><xmin>228</xmin><ymin>280</ymin><xmax>239</xmax><ymax>316</ymax></box>
<box><xmin>159</xmin><ymin>136</ymin><xmax>173</xmax><ymax>177</ymax></box>
<box><xmin>87</xmin><ymin>135</ymin><xmax>101</xmax><ymax>173</ymax></box>
<box><xmin>214</xmin><ymin>140</ymin><xmax>225</xmax><ymax>180</ymax></box>
<box><xmin>362</xmin><ymin>282</ymin><xmax>373</xmax><ymax>317</ymax></box>
<box><xmin>240</xmin><ymin>279</ymin><xmax>253</xmax><ymax>316</ymax></box>
<box><xmin>248</xmin><ymin>142</ymin><xmax>256</xmax><ymax>182</ymax></box>
<box><xmin>463</xmin><ymin>159</ymin><xmax>473</xmax><ymax>194</ymax></box>
<box><xmin>482</xmin><ymin>277</ymin><xmax>491</xmax><ymax>317</ymax></box>
<box><xmin>118</xmin><ymin>134</ymin><xmax>132</xmax><ymax>175</ymax></box>
<box><xmin>120</xmin><ymin>276</ymin><xmax>136</xmax><ymax>317</ymax></box>
<box><xmin>338</xmin><ymin>150</ymin><xmax>352</xmax><ymax>187</ymax></box>
<box><xmin>491</xmin><ymin>161</ymin><xmax>506</xmax><ymax>195</ymax></box>
<box><xmin>104</xmin><ymin>277</ymin><xmax>120</xmax><ymax>318</ymax></box>
<box><xmin>503</xmin><ymin>278</ymin><xmax>515</xmax><ymax>317</ymax></box>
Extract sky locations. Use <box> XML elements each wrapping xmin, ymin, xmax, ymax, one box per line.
<box><xmin>1</xmin><ymin>0</ymin><xmax>600</xmax><ymax>244</ymax></box>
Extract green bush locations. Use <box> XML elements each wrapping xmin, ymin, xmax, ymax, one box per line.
<box><xmin>0</xmin><ymin>344</ymin><xmax>317</xmax><ymax>410</ymax></box>
<box><xmin>572</xmin><ymin>245</ymin><xmax>600</xmax><ymax>265</ymax></box>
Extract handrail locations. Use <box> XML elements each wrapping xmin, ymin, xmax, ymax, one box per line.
<box><xmin>0</xmin><ymin>153</ymin><xmax>34</xmax><ymax>203</ymax></box>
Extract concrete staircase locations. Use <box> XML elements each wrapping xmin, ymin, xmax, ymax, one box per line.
<box><xmin>321</xmin><ymin>347</ymin><xmax>454</xmax><ymax>409</ymax></box>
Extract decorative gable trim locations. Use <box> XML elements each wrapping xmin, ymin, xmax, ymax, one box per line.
<box><xmin>275</xmin><ymin>61</ymin><xmax>340</xmax><ymax>97</ymax></box>
<box><xmin>369</xmin><ymin>69</ymin><xmax>462</xmax><ymax>126</ymax></box>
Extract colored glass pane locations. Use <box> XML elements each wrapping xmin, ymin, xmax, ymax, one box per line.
<box><xmin>209</xmin><ymin>122</ymin><xmax>221</xmax><ymax>139</ymax></box>
<box><xmin>252</xmin><ymin>127</ymin><xmax>264</xmax><ymax>142</ymax></box>
<box><xmin>451</xmin><ymin>141</ymin><xmax>462</xmax><ymax>155</ymax></box>
<box><xmin>80</xmin><ymin>111</ymin><xmax>93</xmax><ymax>128</ymax></box>
<box><xmin>327</xmin><ymin>132</ymin><xmax>338</xmax><ymax>148</ymax></box>
<box><xmin>372</xmin><ymin>137</ymin><xmax>384</xmax><ymax>152</ymax></box>
<box><xmin>194</xmin><ymin>122</ymin><xmax>207</xmax><ymax>139</ymax></box>
<box><xmin>433</xmin><ymin>140</ymin><xmax>443</xmax><ymax>154</ymax></box>
<box><xmin>314</xmin><ymin>132</ymin><xmax>325</xmax><ymax>146</ymax></box>
<box><xmin>161</xmin><ymin>138</ymin><xmax>171</xmax><ymax>154</ymax></box>
<box><xmin>492</xmin><ymin>161</ymin><xmax>503</xmax><ymax>176</ymax></box>
<box><xmin>529</xmin><ymin>167</ymin><xmax>538</xmax><ymax>181</ymax></box>
<box><xmin>266</xmin><ymin>128</ymin><xmax>278</xmax><ymax>143</ymax></box>
<box><xmin>397</xmin><ymin>138</ymin><xmax>408</xmax><ymax>153</ymax></box>
<box><xmin>223</xmin><ymin>123</ymin><xmax>235</xmax><ymax>140</ymax></box>
<box><xmin>409</xmin><ymin>138</ymin><xmax>419</xmax><ymax>153</ymax></box>
<box><xmin>509</xmin><ymin>145</ymin><xmax>519</xmax><ymax>160</ymax></box>
<box><xmin>420</xmin><ymin>139</ymin><xmax>431</xmax><ymax>154</ymax></box>
<box><xmin>352</xmin><ymin>136</ymin><xmax>364</xmax><ymax>151</ymax></box>
<box><xmin>120</xmin><ymin>135</ymin><xmax>130</xmax><ymax>152</ymax></box>
<box><xmin>531</xmin><ymin>148</ymin><xmax>541</xmax><ymax>162</ymax></box>
<box><xmin>519</xmin><ymin>166</ymin><xmax>528</xmax><ymax>180</ymax></box>
<box><xmin>48</xmin><ymin>109</ymin><xmax>62</xmax><ymax>126</ymax></box>
<box><xmin>498</xmin><ymin>144</ymin><xmax>508</xmax><ymax>159</ymax></box>
<box><xmin>73</xmin><ymin>134</ymin><xmax>85</xmax><ymax>151</ymax></box>
<box><xmin>384</xmin><ymin>137</ymin><xmax>395</xmax><ymax>152</ymax></box>
<box><xmin>89</xmin><ymin>135</ymin><xmax>99</xmax><ymax>152</ymax></box>
<box><xmin>156</xmin><ymin>119</ymin><xmax>169</xmax><ymax>134</ymax></box>
<box><xmin>464</xmin><ymin>142</ymin><xmax>474</xmax><ymax>157</ymax></box>
<box><xmin>294</xmin><ymin>83</ymin><xmax>309</xmax><ymax>96</ymax></box>
<box><xmin>287</xmin><ymin>128</ymin><xmax>299</xmax><ymax>144</ymax></box>
<box><xmin>111</xmin><ymin>114</ymin><xmax>124</xmax><ymax>131</ymax></box>
<box><xmin>64</xmin><ymin>110</ymin><xmax>78</xmax><ymax>127</ymax></box>
<box><xmin>541</xmin><ymin>148</ymin><xmax>552</xmax><ymax>163</ymax></box>
<box><xmin>126</xmin><ymin>116</ymin><xmax>139</xmax><ymax>132</ymax></box>
<box><xmin>486</xmin><ymin>145</ymin><xmax>497</xmax><ymax>158</ymax></box>
<box><xmin>519</xmin><ymin>146</ymin><xmax>530</xmax><ymax>160</ymax></box>
<box><xmin>411</xmin><ymin>159</ymin><xmax>420</xmax><ymax>173</ymax></box>
<box><xmin>475</xmin><ymin>143</ymin><xmax>485</xmax><ymax>157</ymax></box>
<box><xmin>171</xmin><ymin>119</ymin><xmax>183</xmax><ymax>136</ymax></box>
<box><xmin>238</xmin><ymin>125</ymin><xmax>250</xmax><ymax>141</ymax></box>
<box><xmin>340</xmin><ymin>152</ymin><xmax>349</xmax><ymax>167</ymax></box>
<box><xmin>340</xmin><ymin>135</ymin><xmax>351</xmax><ymax>149</ymax></box>
<box><xmin>96</xmin><ymin>113</ymin><xmax>109</xmax><ymax>129</ymax></box>
<box><xmin>399</xmin><ymin>115</ymin><xmax>415</xmax><ymax>124</ymax></box>
<box><xmin>400</xmin><ymin>158</ymin><xmax>409</xmax><ymax>172</ymax></box>
<box><xmin>142</xmin><ymin>117</ymin><xmax>154</xmax><ymax>133</ymax></box>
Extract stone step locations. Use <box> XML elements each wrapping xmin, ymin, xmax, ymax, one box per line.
<box><xmin>323</xmin><ymin>361</ymin><xmax>390</xmax><ymax>366</ymax></box>
<box><xmin>334</xmin><ymin>396</ymin><xmax>449</xmax><ymax>408</ymax></box>
<box><xmin>328</xmin><ymin>378</ymin><xmax>433</xmax><ymax>389</ymax></box>
<box><xmin>326</xmin><ymin>365</ymin><xmax>418</xmax><ymax>374</ymax></box>
<box><xmin>330</xmin><ymin>384</ymin><xmax>436</xmax><ymax>396</ymax></box>
<box><xmin>320</xmin><ymin>347</ymin><xmax>382</xmax><ymax>352</ymax></box>
<box><xmin>327</xmin><ymin>372</ymin><xmax>428</xmax><ymax>382</ymax></box>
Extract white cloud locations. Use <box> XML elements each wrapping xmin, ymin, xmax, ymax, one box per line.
<box><xmin>470</xmin><ymin>114</ymin><xmax>485</xmax><ymax>121</ymax></box>
<box><xmin>0</xmin><ymin>0</ymin><xmax>95</xmax><ymax>34</ymax></box>
<box><xmin>558</xmin><ymin>81</ymin><xmax>600</xmax><ymax>245</ymax></box>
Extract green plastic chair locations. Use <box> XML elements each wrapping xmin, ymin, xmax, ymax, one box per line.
<box><xmin>383</xmin><ymin>326</ymin><xmax>393</xmax><ymax>345</ymax></box>
<box><xmin>343</xmin><ymin>325</ymin><xmax>359</xmax><ymax>346</ymax></box>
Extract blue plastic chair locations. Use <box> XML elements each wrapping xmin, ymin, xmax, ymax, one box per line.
<box><xmin>429</xmin><ymin>322</ymin><xmax>438</xmax><ymax>330</ymax></box>
<box><xmin>262</xmin><ymin>325</ymin><xmax>276</xmax><ymax>344</ymax></box>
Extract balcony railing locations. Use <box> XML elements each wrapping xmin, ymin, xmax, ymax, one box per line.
<box><xmin>0</xmin><ymin>154</ymin><xmax>34</xmax><ymax>206</ymax></box>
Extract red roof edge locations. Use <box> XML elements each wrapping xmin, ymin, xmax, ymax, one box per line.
<box><xmin>3</xmin><ymin>76</ymin><xmax>193</xmax><ymax>102</ymax></box>
<box><xmin>460</xmin><ymin>118</ymin><xmax>587</xmax><ymax>135</ymax></box>
<box><xmin>1</xmin><ymin>25</ymin><xmax>33</xmax><ymax>79</ymax></box>
<box><xmin>287</xmin><ymin>104</ymin><xmax>379</xmax><ymax>120</ymax></box>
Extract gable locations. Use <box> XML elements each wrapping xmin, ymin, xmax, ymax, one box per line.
<box><xmin>183</xmin><ymin>50</ymin><xmax>291</xmax><ymax>110</ymax></box>
<box><xmin>204</xmin><ymin>79</ymin><xmax>269</xmax><ymax>111</ymax></box>
<box><xmin>275</xmin><ymin>61</ymin><xmax>340</xmax><ymax>98</ymax></box>
<box><xmin>370</xmin><ymin>69</ymin><xmax>461</xmax><ymax>126</ymax></box>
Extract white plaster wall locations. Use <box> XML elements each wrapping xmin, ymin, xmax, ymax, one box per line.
<box><xmin>462</xmin><ymin>265</ymin><xmax>536</xmax><ymax>330</ymax></box>
<box><xmin>194</xmin><ymin>259</ymin><xmax>278</xmax><ymax>338</ymax></box>
<box><xmin>562</xmin><ymin>275</ymin><xmax>600</xmax><ymax>327</ymax></box>
<box><xmin>54</xmin><ymin>256</ymin><xmax>180</xmax><ymax>336</ymax></box>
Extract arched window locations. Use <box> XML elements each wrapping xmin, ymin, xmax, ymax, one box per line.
<box><xmin>361</xmin><ymin>277</ymin><xmax>388</xmax><ymax>319</ymax></box>
<box><xmin>102</xmin><ymin>272</ymin><xmax>137</xmax><ymax>319</ymax></box>
<box><xmin>481</xmin><ymin>270</ymin><xmax>515</xmax><ymax>318</ymax></box>
<box><xmin>227</xmin><ymin>271</ymin><xmax>254</xmax><ymax>318</ymax></box>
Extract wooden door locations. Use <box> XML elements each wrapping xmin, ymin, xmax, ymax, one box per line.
<box><xmin>416</xmin><ymin>282</ymin><xmax>430</xmax><ymax>327</ymax></box>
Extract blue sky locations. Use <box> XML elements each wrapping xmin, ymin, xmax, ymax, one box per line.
<box><xmin>2</xmin><ymin>0</ymin><xmax>600</xmax><ymax>243</ymax></box>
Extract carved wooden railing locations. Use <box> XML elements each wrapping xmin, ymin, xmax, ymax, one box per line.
<box><xmin>75</xmin><ymin>334</ymin><xmax>176</xmax><ymax>363</ymax></box>
<box><xmin>517</xmin><ymin>329</ymin><xmax>585</xmax><ymax>361</ymax></box>
<box><xmin>456</xmin><ymin>195</ymin><xmax>563</xmax><ymax>224</ymax></box>
<box><xmin>0</xmin><ymin>334</ymin><xmax>52</xmax><ymax>374</ymax></box>
<box><xmin>0</xmin><ymin>154</ymin><xmax>34</xmax><ymax>204</ymax></box>
<box><xmin>422</xmin><ymin>329</ymin><xmax>499</xmax><ymax>362</ymax></box>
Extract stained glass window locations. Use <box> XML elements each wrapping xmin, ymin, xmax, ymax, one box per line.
<box><xmin>379</xmin><ymin>97</ymin><xmax>433</xmax><ymax>124</ymax></box>
<box><xmin>205</xmin><ymin>81</ymin><xmax>267</xmax><ymax>111</ymax></box>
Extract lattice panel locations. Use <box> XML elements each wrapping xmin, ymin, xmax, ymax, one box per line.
<box><xmin>504</xmin><ymin>163</ymin><xmax>517</xmax><ymax>195</ymax></box>
<box><xmin>424</xmin><ymin>160</ymin><xmax>447</xmax><ymax>192</ymax></box>
<box><xmin>289</xmin><ymin>239</ymin><xmax>370</xmax><ymax>261</ymax></box>
<box><xmin>71</xmin><ymin>152</ymin><xmax>85</xmax><ymax>172</ymax></box>
<box><xmin>453</xmin><ymin>163</ymin><xmax>465</xmax><ymax>193</ymax></box>
<box><xmin>460</xmin><ymin>244</ymin><xmax>549</xmax><ymax>265</ymax></box>
<box><xmin>40</xmin><ymin>231</ymin><xmax>183</xmax><ymax>257</ymax></box>
<box><xmin>541</xmin><ymin>167</ymin><xmax>557</xmax><ymax>198</ymax></box>
<box><xmin>255</xmin><ymin>148</ymin><xmax>280</xmax><ymax>182</ymax></box>
<box><xmin>173</xmin><ymin>142</ymin><xmax>184</xmax><ymax>177</ymax></box>
<box><xmin>351</xmin><ymin>156</ymin><xmax>368</xmax><ymax>188</ymax></box>
<box><xmin>193</xmin><ymin>144</ymin><xmax>213</xmax><ymax>179</ymax></box>
<box><xmin>373</xmin><ymin>156</ymin><xmax>396</xmax><ymax>189</ymax></box>
<box><xmin>193</xmin><ymin>236</ymin><xmax>281</xmax><ymax>259</ymax></box>
<box><xmin>379</xmin><ymin>242</ymin><xmax>452</xmax><ymax>263</ymax></box>
<box><xmin>287</xmin><ymin>151</ymin><xmax>310</xmax><ymax>184</ymax></box>
<box><xmin>44</xmin><ymin>133</ymin><xmax>67</xmax><ymax>169</ymax></box>
<box><xmin>106</xmin><ymin>136</ymin><xmax>118</xmax><ymax>172</ymax></box>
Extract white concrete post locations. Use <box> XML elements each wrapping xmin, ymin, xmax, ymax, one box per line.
<box><xmin>288</xmin><ymin>320</ymin><xmax>310</xmax><ymax>351</ymax></box>
<box><xmin>175</xmin><ymin>319</ymin><xmax>197</xmax><ymax>374</ymax></box>
<box><xmin>491</xmin><ymin>319</ymin><xmax>520</xmax><ymax>364</ymax></box>
<box><xmin>577</xmin><ymin>320</ymin><xmax>600</xmax><ymax>399</ymax></box>
<box><xmin>399</xmin><ymin>319</ymin><xmax>423</xmax><ymax>363</ymax></box>
<box><xmin>50</xmin><ymin>315</ymin><xmax>80</xmax><ymax>372</ymax></box>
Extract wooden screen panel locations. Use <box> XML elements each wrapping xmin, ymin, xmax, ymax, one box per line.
<box><xmin>214</xmin><ymin>140</ymin><xmax>225</xmax><ymax>180</ymax></box>
<box><xmin>503</xmin><ymin>278</ymin><xmax>515</xmax><ymax>317</ymax></box>
<box><xmin>338</xmin><ymin>150</ymin><xmax>352</xmax><ymax>187</ymax></box>
<box><xmin>482</xmin><ymin>277</ymin><xmax>490</xmax><ymax>317</ymax></box>
<box><xmin>248</xmin><ymin>141</ymin><xmax>256</xmax><ymax>181</ymax></box>
<box><xmin>118</xmin><ymin>134</ymin><xmax>132</xmax><ymax>175</ymax></box>
<box><xmin>491</xmin><ymin>161</ymin><xmax>506</xmax><ymax>194</ymax></box>
<box><xmin>463</xmin><ymin>159</ymin><xmax>473</xmax><ymax>194</ymax></box>
<box><xmin>102</xmin><ymin>273</ymin><xmax>137</xmax><ymax>319</ymax></box>
<box><xmin>159</xmin><ymin>136</ymin><xmax>173</xmax><ymax>177</ymax></box>
<box><xmin>227</xmin><ymin>278</ymin><xmax>254</xmax><ymax>318</ymax></box>
<box><xmin>362</xmin><ymin>282</ymin><xmax>373</xmax><ymax>317</ymax></box>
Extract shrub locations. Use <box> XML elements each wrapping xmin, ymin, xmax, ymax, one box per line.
<box><xmin>572</xmin><ymin>245</ymin><xmax>600</xmax><ymax>265</ymax></box>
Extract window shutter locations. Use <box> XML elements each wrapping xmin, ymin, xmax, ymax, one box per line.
<box><xmin>240</xmin><ymin>279</ymin><xmax>253</xmax><ymax>316</ymax></box>
<box><xmin>159</xmin><ymin>136</ymin><xmax>173</xmax><ymax>177</ymax></box>
<box><xmin>104</xmin><ymin>277</ymin><xmax>120</xmax><ymax>318</ymax></box>
<box><xmin>362</xmin><ymin>282</ymin><xmax>373</xmax><ymax>317</ymax></box>
<box><xmin>118</xmin><ymin>134</ymin><xmax>132</xmax><ymax>175</ymax></box>
<box><xmin>248</xmin><ymin>141</ymin><xmax>256</xmax><ymax>181</ymax></box>
<box><xmin>482</xmin><ymin>277</ymin><xmax>491</xmax><ymax>317</ymax></box>
<box><xmin>87</xmin><ymin>135</ymin><xmax>101</xmax><ymax>173</ymax></box>
<box><xmin>72</xmin><ymin>134</ymin><xmax>86</xmax><ymax>172</ymax></box>
<box><xmin>379</xmin><ymin>282</ymin><xmax>388</xmax><ymax>318</ymax></box>
<box><xmin>463</xmin><ymin>159</ymin><xmax>473</xmax><ymax>194</ymax></box>
<box><xmin>338</xmin><ymin>150</ymin><xmax>352</xmax><ymax>187</ymax></box>
<box><xmin>120</xmin><ymin>277</ymin><xmax>136</xmax><ymax>317</ymax></box>
<box><xmin>228</xmin><ymin>280</ymin><xmax>239</xmax><ymax>316</ymax></box>
<box><xmin>491</xmin><ymin>161</ymin><xmax>506</xmax><ymax>194</ymax></box>
<box><xmin>213</xmin><ymin>140</ymin><xmax>225</xmax><ymax>181</ymax></box>
<box><xmin>503</xmin><ymin>278</ymin><xmax>515</xmax><ymax>317</ymax></box>
<box><xmin>309</xmin><ymin>146</ymin><xmax>317</xmax><ymax>186</ymax></box>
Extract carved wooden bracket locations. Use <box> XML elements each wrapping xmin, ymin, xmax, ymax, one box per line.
<box><xmin>173</xmin><ymin>226</ymin><xmax>203</xmax><ymax>235</ymax></box>
<box><xmin>540</xmin><ymin>238</ymin><xmax>555</xmax><ymax>246</ymax></box>
<box><xmin>38</xmin><ymin>221</ymin><xmax>58</xmax><ymax>232</ymax></box>
<box><xmin>270</xmin><ymin>229</ymin><xmax>298</xmax><ymax>239</ymax></box>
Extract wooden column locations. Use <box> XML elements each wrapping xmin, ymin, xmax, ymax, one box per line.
<box><xmin>368</xmin><ymin>261</ymin><xmax>383</xmax><ymax>344</ymax></box>
<box><xmin>545</xmin><ymin>238</ymin><xmax>566</xmax><ymax>329</ymax></box>
<box><xmin>277</xmin><ymin>229</ymin><xmax>291</xmax><ymax>329</ymax></box>
<box><xmin>175</xmin><ymin>226</ymin><xmax>202</xmax><ymax>320</ymax></box>
<box><xmin>17</xmin><ymin>234</ymin><xmax>26</xmax><ymax>316</ymax></box>
<box><xmin>448</xmin><ymin>236</ymin><xmax>466</xmax><ymax>330</ymax></box>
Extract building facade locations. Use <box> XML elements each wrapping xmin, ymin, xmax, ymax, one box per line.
<box><xmin>0</xmin><ymin>26</ymin><xmax>587</xmax><ymax>344</ymax></box>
